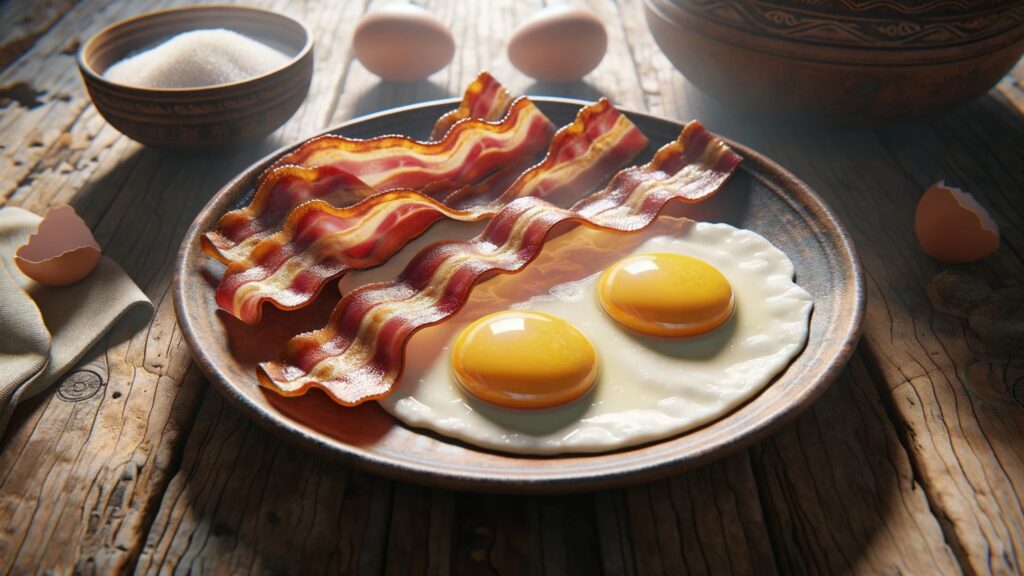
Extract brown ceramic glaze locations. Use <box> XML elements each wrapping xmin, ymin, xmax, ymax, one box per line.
<box><xmin>78</xmin><ymin>5</ymin><xmax>313</xmax><ymax>149</ymax></box>
<box><xmin>645</xmin><ymin>0</ymin><xmax>1024</xmax><ymax>120</ymax></box>
<box><xmin>173</xmin><ymin>98</ymin><xmax>864</xmax><ymax>493</ymax></box>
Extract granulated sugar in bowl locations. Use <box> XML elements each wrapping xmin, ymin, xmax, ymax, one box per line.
<box><xmin>78</xmin><ymin>5</ymin><xmax>313</xmax><ymax>147</ymax></box>
<box><xmin>103</xmin><ymin>28</ymin><xmax>290</xmax><ymax>89</ymax></box>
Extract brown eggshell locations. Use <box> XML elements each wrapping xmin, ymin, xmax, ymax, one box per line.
<box><xmin>914</xmin><ymin>182</ymin><xmax>999</xmax><ymax>263</ymax></box>
<box><xmin>352</xmin><ymin>3</ymin><xmax>455</xmax><ymax>82</ymax></box>
<box><xmin>15</xmin><ymin>205</ymin><xmax>102</xmax><ymax>286</ymax></box>
<box><xmin>508</xmin><ymin>5</ymin><xmax>607</xmax><ymax>83</ymax></box>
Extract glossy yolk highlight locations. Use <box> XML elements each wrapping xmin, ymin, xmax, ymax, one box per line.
<box><xmin>451</xmin><ymin>311</ymin><xmax>598</xmax><ymax>409</ymax></box>
<box><xmin>598</xmin><ymin>253</ymin><xmax>734</xmax><ymax>337</ymax></box>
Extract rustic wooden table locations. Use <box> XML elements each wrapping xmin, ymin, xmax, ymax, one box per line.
<box><xmin>2</xmin><ymin>1</ymin><xmax>1022</xmax><ymax>574</ymax></box>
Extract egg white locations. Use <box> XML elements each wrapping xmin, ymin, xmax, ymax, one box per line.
<box><xmin>342</xmin><ymin>218</ymin><xmax>813</xmax><ymax>455</ymax></box>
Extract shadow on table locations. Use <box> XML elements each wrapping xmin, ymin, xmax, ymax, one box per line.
<box><xmin>68</xmin><ymin>138</ymin><xmax>280</xmax><ymax>294</ymax></box>
<box><xmin>351</xmin><ymin>79</ymin><xmax>454</xmax><ymax>120</ymax></box>
<box><xmin>673</xmin><ymin>80</ymin><xmax>1024</xmax><ymax>153</ymax></box>
<box><xmin>523</xmin><ymin>80</ymin><xmax>606</xmax><ymax>102</ymax></box>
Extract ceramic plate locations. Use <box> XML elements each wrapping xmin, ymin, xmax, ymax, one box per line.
<box><xmin>174</xmin><ymin>98</ymin><xmax>864</xmax><ymax>493</ymax></box>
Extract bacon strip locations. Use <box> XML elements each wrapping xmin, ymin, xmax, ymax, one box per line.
<box><xmin>203</xmin><ymin>84</ymin><xmax>544</xmax><ymax>263</ymax></box>
<box><xmin>430</xmin><ymin>71</ymin><xmax>514</xmax><ymax>140</ymax></box>
<box><xmin>258</xmin><ymin>121</ymin><xmax>742</xmax><ymax>405</ymax></box>
<box><xmin>202</xmin><ymin>167</ymin><xmax>377</xmax><ymax>263</ymax></box>
<box><xmin>217</xmin><ymin>100</ymin><xmax>649</xmax><ymax>324</ymax></box>
<box><xmin>269</xmin><ymin>97</ymin><xmax>553</xmax><ymax>188</ymax></box>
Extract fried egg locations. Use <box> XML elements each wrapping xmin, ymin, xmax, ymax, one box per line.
<box><xmin>451</xmin><ymin>311</ymin><xmax>600</xmax><ymax>409</ymax></box>
<box><xmin>340</xmin><ymin>217</ymin><xmax>813</xmax><ymax>454</ymax></box>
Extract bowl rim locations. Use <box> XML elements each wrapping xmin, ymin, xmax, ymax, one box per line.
<box><xmin>77</xmin><ymin>3</ymin><xmax>314</xmax><ymax>94</ymax></box>
<box><xmin>643</xmin><ymin>0</ymin><xmax>1024</xmax><ymax>63</ymax></box>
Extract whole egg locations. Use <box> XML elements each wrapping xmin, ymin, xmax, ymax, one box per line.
<box><xmin>508</xmin><ymin>5</ymin><xmax>608</xmax><ymax>83</ymax></box>
<box><xmin>353</xmin><ymin>3</ymin><xmax>455</xmax><ymax>82</ymax></box>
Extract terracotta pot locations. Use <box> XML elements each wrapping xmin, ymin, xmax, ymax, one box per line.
<box><xmin>644</xmin><ymin>0</ymin><xmax>1024</xmax><ymax>120</ymax></box>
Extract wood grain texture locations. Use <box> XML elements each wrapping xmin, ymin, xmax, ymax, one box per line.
<box><xmin>134</xmin><ymin>387</ymin><xmax>397</xmax><ymax>575</ymax></box>
<box><xmin>0</xmin><ymin>0</ymin><xmax>1020</xmax><ymax>573</ymax></box>
<box><xmin>0</xmin><ymin>0</ymin><xmax>77</xmax><ymax>73</ymax></box>
<box><xmin>751</xmin><ymin>356</ymin><xmax>958</xmax><ymax>574</ymax></box>
<box><xmin>996</xmin><ymin>57</ymin><xmax>1024</xmax><ymax>114</ymax></box>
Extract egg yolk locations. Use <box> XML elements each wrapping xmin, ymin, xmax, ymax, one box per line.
<box><xmin>598</xmin><ymin>253</ymin><xmax>734</xmax><ymax>337</ymax></box>
<box><xmin>451</xmin><ymin>311</ymin><xmax>598</xmax><ymax>409</ymax></box>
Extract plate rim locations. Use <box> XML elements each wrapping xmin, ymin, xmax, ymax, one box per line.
<box><xmin>173</xmin><ymin>96</ymin><xmax>865</xmax><ymax>493</ymax></box>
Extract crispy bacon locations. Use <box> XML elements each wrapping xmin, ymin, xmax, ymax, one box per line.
<box><xmin>202</xmin><ymin>167</ymin><xmax>377</xmax><ymax>263</ymax></box>
<box><xmin>217</xmin><ymin>100</ymin><xmax>649</xmax><ymax>324</ymax></box>
<box><xmin>268</xmin><ymin>97</ymin><xmax>553</xmax><ymax>188</ymax></box>
<box><xmin>258</xmin><ymin>121</ymin><xmax>742</xmax><ymax>405</ymax></box>
<box><xmin>430</xmin><ymin>71</ymin><xmax>514</xmax><ymax>140</ymax></box>
<box><xmin>203</xmin><ymin>78</ymin><xmax>541</xmax><ymax>263</ymax></box>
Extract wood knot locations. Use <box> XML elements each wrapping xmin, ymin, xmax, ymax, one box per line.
<box><xmin>57</xmin><ymin>370</ymin><xmax>104</xmax><ymax>402</ymax></box>
<box><xmin>0</xmin><ymin>81</ymin><xmax>46</xmax><ymax>110</ymax></box>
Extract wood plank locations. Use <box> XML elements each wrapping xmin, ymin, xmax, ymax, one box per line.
<box><xmin>0</xmin><ymin>0</ymin><xmax>371</xmax><ymax>573</ymax></box>
<box><xmin>996</xmin><ymin>57</ymin><xmax>1024</xmax><ymax>116</ymax></box>
<box><xmin>133</xmin><ymin>388</ymin><xmax>396</xmax><ymax>575</ymax></box>
<box><xmin>449</xmin><ymin>491</ymin><xmax>608</xmax><ymax>576</ymax></box>
<box><xmin>0</xmin><ymin>0</ymin><xmax>77</xmax><ymax>73</ymax></box>
<box><xmin>0</xmin><ymin>0</ymin><xmax>177</xmax><ymax>206</ymax></box>
<box><xmin>380</xmin><ymin>483</ymin><xmax>453</xmax><ymax>576</ymax></box>
<box><xmin>592</xmin><ymin>455</ymin><xmax>779</xmax><ymax>576</ymax></box>
<box><xmin>753</xmin><ymin>355</ymin><xmax>958</xmax><ymax>573</ymax></box>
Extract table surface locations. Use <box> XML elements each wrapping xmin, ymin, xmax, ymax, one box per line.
<box><xmin>1</xmin><ymin>1</ymin><xmax>1022</xmax><ymax>574</ymax></box>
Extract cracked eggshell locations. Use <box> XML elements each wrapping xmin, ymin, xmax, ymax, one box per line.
<box><xmin>15</xmin><ymin>206</ymin><xmax>101</xmax><ymax>286</ymax></box>
<box><xmin>914</xmin><ymin>181</ymin><xmax>999</xmax><ymax>263</ymax></box>
<box><xmin>352</xmin><ymin>3</ymin><xmax>455</xmax><ymax>82</ymax></box>
<box><xmin>508</xmin><ymin>5</ymin><xmax>607</xmax><ymax>83</ymax></box>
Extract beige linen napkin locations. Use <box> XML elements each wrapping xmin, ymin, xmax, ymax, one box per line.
<box><xmin>0</xmin><ymin>206</ymin><xmax>152</xmax><ymax>437</ymax></box>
